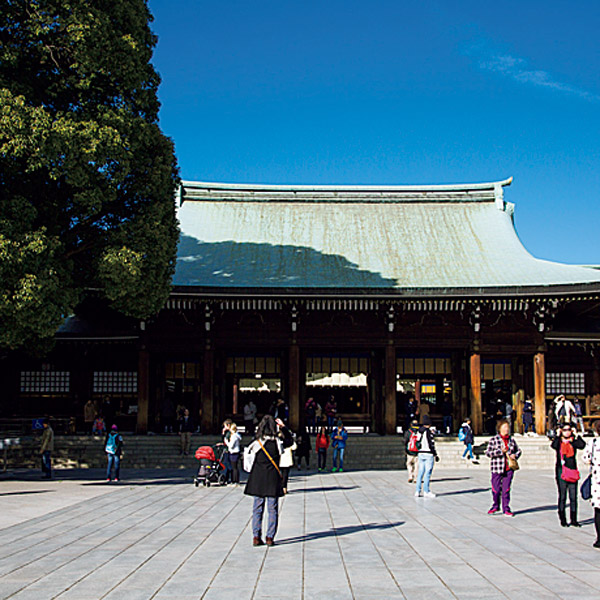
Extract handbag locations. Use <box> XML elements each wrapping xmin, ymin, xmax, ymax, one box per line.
<box><xmin>560</xmin><ymin>444</ymin><xmax>580</xmax><ymax>483</ymax></box>
<box><xmin>507</xmin><ymin>455</ymin><xmax>520</xmax><ymax>471</ymax></box>
<box><xmin>581</xmin><ymin>441</ymin><xmax>595</xmax><ymax>500</ymax></box>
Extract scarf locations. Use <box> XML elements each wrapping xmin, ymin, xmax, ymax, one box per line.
<box><xmin>560</xmin><ymin>439</ymin><xmax>575</xmax><ymax>458</ymax></box>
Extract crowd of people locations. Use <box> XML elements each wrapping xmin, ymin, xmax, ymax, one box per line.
<box><xmin>36</xmin><ymin>391</ymin><xmax>600</xmax><ymax>550</ymax></box>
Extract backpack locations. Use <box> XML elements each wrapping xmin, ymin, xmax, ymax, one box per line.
<box><xmin>105</xmin><ymin>432</ymin><xmax>118</xmax><ymax>455</ymax></box>
<box><xmin>407</xmin><ymin>430</ymin><xmax>419</xmax><ymax>453</ymax></box>
<box><xmin>458</xmin><ymin>427</ymin><xmax>466</xmax><ymax>442</ymax></box>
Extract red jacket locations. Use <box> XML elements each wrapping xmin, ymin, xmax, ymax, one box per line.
<box><xmin>316</xmin><ymin>433</ymin><xmax>330</xmax><ymax>451</ymax></box>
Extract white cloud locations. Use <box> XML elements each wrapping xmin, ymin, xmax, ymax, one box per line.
<box><xmin>478</xmin><ymin>52</ymin><xmax>599</xmax><ymax>101</ymax></box>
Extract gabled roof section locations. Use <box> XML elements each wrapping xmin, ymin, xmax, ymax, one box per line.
<box><xmin>173</xmin><ymin>178</ymin><xmax>600</xmax><ymax>296</ymax></box>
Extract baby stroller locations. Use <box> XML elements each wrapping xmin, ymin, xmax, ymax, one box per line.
<box><xmin>194</xmin><ymin>445</ymin><xmax>227</xmax><ymax>487</ymax></box>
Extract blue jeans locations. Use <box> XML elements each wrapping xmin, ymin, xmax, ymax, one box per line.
<box><xmin>333</xmin><ymin>447</ymin><xmax>345</xmax><ymax>469</ymax></box>
<box><xmin>524</xmin><ymin>421</ymin><xmax>533</xmax><ymax>433</ymax></box>
<box><xmin>443</xmin><ymin>415</ymin><xmax>452</xmax><ymax>434</ymax></box>
<box><xmin>41</xmin><ymin>451</ymin><xmax>51</xmax><ymax>477</ymax></box>
<box><xmin>106</xmin><ymin>454</ymin><xmax>120</xmax><ymax>480</ymax></box>
<box><xmin>252</xmin><ymin>496</ymin><xmax>279</xmax><ymax>539</ymax></box>
<box><xmin>327</xmin><ymin>415</ymin><xmax>336</xmax><ymax>428</ymax></box>
<box><xmin>416</xmin><ymin>454</ymin><xmax>435</xmax><ymax>493</ymax></box>
<box><xmin>462</xmin><ymin>443</ymin><xmax>474</xmax><ymax>459</ymax></box>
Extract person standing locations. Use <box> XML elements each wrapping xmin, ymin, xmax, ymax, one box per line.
<box><xmin>404</xmin><ymin>419</ymin><xmax>420</xmax><ymax>483</ymax></box>
<box><xmin>419</xmin><ymin>400</ymin><xmax>430</xmax><ymax>425</ymax></box>
<box><xmin>40</xmin><ymin>418</ymin><xmax>54</xmax><ymax>479</ymax></box>
<box><xmin>324</xmin><ymin>396</ymin><xmax>337</xmax><ymax>430</ymax></box>
<box><xmin>304</xmin><ymin>397</ymin><xmax>317</xmax><ymax>433</ymax></box>
<box><xmin>331</xmin><ymin>420</ymin><xmax>348</xmax><ymax>472</ymax></box>
<box><xmin>485</xmin><ymin>419</ymin><xmax>521</xmax><ymax>516</ymax></box>
<box><xmin>551</xmin><ymin>423</ymin><xmax>585</xmax><ymax>527</ymax></box>
<box><xmin>582</xmin><ymin>421</ymin><xmax>600</xmax><ymax>549</ymax></box>
<box><xmin>405</xmin><ymin>396</ymin><xmax>418</xmax><ymax>431</ymax></box>
<box><xmin>460</xmin><ymin>418</ymin><xmax>475</xmax><ymax>461</ymax></box>
<box><xmin>105</xmin><ymin>424</ymin><xmax>123</xmax><ymax>482</ymax></box>
<box><xmin>84</xmin><ymin>400</ymin><xmax>96</xmax><ymax>434</ymax></box>
<box><xmin>522</xmin><ymin>397</ymin><xmax>534</xmax><ymax>435</ymax></box>
<box><xmin>220</xmin><ymin>419</ymin><xmax>233</xmax><ymax>483</ymax></box>
<box><xmin>178</xmin><ymin>408</ymin><xmax>194</xmax><ymax>455</ymax></box>
<box><xmin>277</xmin><ymin>419</ymin><xmax>296</xmax><ymax>494</ymax></box>
<box><xmin>415</xmin><ymin>415</ymin><xmax>438</xmax><ymax>498</ymax></box>
<box><xmin>316</xmin><ymin>425</ymin><xmax>329</xmax><ymax>472</ymax></box>
<box><xmin>554</xmin><ymin>395</ymin><xmax>575</xmax><ymax>427</ymax></box>
<box><xmin>244</xmin><ymin>415</ymin><xmax>284</xmax><ymax>547</ymax></box>
<box><xmin>296</xmin><ymin>426</ymin><xmax>311</xmax><ymax>470</ymax></box>
<box><xmin>243</xmin><ymin>399</ymin><xmax>257</xmax><ymax>436</ymax></box>
<box><xmin>442</xmin><ymin>397</ymin><xmax>452</xmax><ymax>435</ymax></box>
<box><xmin>573</xmin><ymin>397</ymin><xmax>585</xmax><ymax>435</ymax></box>
<box><xmin>225</xmin><ymin>422</ymin><xmax>242</xmax><ymax>485</ymax></box>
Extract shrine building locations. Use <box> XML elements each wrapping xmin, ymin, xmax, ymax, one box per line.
<box><xmin>4</xmin><ymin>178</ymin><xmax>600</xmax><ymax>435</ymax></box>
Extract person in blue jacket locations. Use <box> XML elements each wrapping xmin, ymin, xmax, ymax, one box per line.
<box><xmin>331</xmin><ymin>420</ymin><xmax>348</xmax><ymax>472</ymax></box>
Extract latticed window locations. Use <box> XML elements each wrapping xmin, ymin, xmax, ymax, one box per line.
<box><xmin>20</xmin><ymin>371</ymin><xmax>70</xmax><ymax>394</ymax></box>
<box><xmin>546</xmin><ymin>372</ymin><xmax>585</xmax><ymax>395</ymax></box>
<box><xmin>93</xmin><ymin>371</ymin><xmax>137</xmax><ymax>394</ymax></box>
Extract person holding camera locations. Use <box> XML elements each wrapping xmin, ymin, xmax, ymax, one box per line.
<box><xmin>414</xmin><ymin>415</ymin><xmax>439</xmax><ymax>498</ymax></box>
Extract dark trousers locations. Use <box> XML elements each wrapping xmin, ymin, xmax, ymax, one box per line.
<box><xmin>222</xmin><ymin>451</ymin><xmax>232</xmax><ymax>482</ymax></box>
<box><xmin>244</xmin><ymin>420</ymin><xmax>255</xmax><ymax>436</ymax></box>
<box><xmin>318</xmin><ymin>448</ymin><xmax>327</xmax><ymax>470</ymax></box>
<box><xmin>595</xmin><ymin>508</ymin><xmax>600</xmax><ymax>543</ymax></box>
<box><xmin>281</xmin><ymin>466</ymin><xmax>290</xmax><ymax>490</ymax></box>
<box><xmin>557</xmin><ymin>475</ymin><xmax>578</xmax><ymax>515</ymax></box>
<box><xmin>41</xmin><ymin>451</ymin><xmax>52</xmax><ymax>477</ymax></box>
<box><xmin>230</xmin><ymin>453</ymin><xmax>240</xmax><ymax>483</ymax></box>
<box><xmin>491</xmin><ymin>470</ymin><xmax>514</xmax><ymax>512</ymax></box>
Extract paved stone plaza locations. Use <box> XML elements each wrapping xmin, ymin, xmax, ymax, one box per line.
<box><xmin>1</xmin><ymin>467</ymin><xmax>599</xmax><ymax>599</ymax></box>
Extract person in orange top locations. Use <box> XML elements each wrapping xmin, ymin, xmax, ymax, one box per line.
<box><xmin>315</xmin><ymin>425</ymin><xmax>330</xmax><ymax>472</ymax></box>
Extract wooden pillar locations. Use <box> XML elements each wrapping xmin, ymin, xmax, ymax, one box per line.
<box><xmin>288</xmin><ymin>344</ymin><xmax>300</xmax><ymax>431</ymax></box>
<box><xmin>470</xmin><ymin>353</ymin><xmax>482</xmax><ymax>434</ymax></box>
<box><xmin>384</xmin><ymin>344</ymin><xmax>397</xmax><ymax>435</ymax></box>
<box><xmin>534</xmin><ymin>352</ymin><xmax>546</xmax><ymax>435</ymax></box>
<box><xmin>136</xmin><ymin>348</ymin><xmax>150</xmax><ymax>434</ymax></box>
<box><xmin>201</xmin><ymin>347</ymin><xmax>214</xmax><ymax>434</ymax></box>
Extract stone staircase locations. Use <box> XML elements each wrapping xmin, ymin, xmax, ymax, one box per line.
<box><xmin>2</xmin><ymin>433</ymin><xmax>591</xmax><ymax>472</ymax></box>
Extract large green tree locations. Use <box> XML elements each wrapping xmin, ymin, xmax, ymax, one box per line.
<box><xmin>0</xmin><ymin>0</ymin><xmax>179</xmax><ymax>351</ymax></box>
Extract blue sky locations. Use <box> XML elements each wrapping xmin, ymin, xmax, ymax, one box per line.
<box><xmin>149</xmin><ymin>0</ymin><xmax>600</xmax><ymax>264</ymax></box>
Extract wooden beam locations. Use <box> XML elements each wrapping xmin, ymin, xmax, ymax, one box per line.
<box><xmin>384</xmin><ymin>344</ymin><xmax>397</xmax><ymax>435</ymax></box>
<box><xmin>534</xmin><ymin>352</ymin><xmax>546</xmax><ymax>435</ymax></box>
<box><xmin>288</xmin><ymin>344</ymin><xmax>300</xmax><ymax>431</ymax></box>
<box><xmin>470</xmin><ymin>353</ymin><xmax>482</xmax><ymax>434</ymax></box>
<box><xmin>201</xmin><ymin>348</ymin><xmax>214</xmax><ymax>434</ymax></box>
<box><xmin>136</xmin><ymin>348</ymin><xmax>150</xmax><ymax>434</ymax></box>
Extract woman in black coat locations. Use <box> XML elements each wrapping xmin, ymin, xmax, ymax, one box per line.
<box><xmin>244</xmin><ymin>415</ymin><xmax>284</xmax><ymax>546</ymax></box>
<box><xmin>551</xmin><ymin>423</ymin><xmax>586</xmax><ymax>527</ymax></box>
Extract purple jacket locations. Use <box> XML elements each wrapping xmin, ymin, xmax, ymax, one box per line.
<box><xmin>485</xmin><ymin>434</ymin><xmax>522</xmax><ymax>474</ymax></box>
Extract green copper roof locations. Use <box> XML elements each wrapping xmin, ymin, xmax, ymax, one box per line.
<box><xmin>173</xmin><ymin>179</ymin><xmax>600</xmax><ymax>294</ymax></box>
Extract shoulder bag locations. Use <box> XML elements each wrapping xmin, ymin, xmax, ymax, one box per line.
<box><xmin>258</xmin><ymin>439</ymin><xmax>283</xmax><ymax>479</ymax></box>
<box><xmin>507</xmin><ymin>438</ymin><xmax>520</xmax><ymax>471</ymax></box>
<box><xmin>560</xmin><ymin>444</ymin><xmax>580</xmax><ymax>483</ymax></box>
<box><xmin>581</xmin><ymin>441</ymin><xmax>595</xmax><ymax>500</ymax></box>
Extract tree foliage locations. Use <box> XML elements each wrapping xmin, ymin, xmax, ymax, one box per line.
<box><xmin>0</xmin><ymin>0</ymin><xmax>179</xmax><ymax>351</ymax></box>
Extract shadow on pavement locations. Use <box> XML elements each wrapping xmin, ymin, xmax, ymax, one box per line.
<box><xmin>430</xmin><ymin>477</ymin><xmax>471</xmax><ymax>483</ymax></box>
<box><xmin>513</xmin><ymin>504</ymin><xmax>557</xmax><ymax>515</ymax></box>
<box><xmin>0</xmin><ymin>490</ymin><xmax>55</xmax><ymax>496</ymax></box>
<box><xmin>294</xmin><ymin>486</ymin><xmax>360</xmax><ymax>494</ymax></box>
<box><xmin>276</xmin><ymin>521</ymin><xmax>404</xmax><ymax>545</ymax></box>
<box><xmin>436</xmin><ymin>487</ymin><xmax>489</xmax><ymax>496</ymax></box>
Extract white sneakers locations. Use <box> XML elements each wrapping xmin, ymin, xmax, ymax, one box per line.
<box><xmin>414</xmin><ymin>491</ymin><xmax>422</xmax><ymax>497</ymax></box>
<box><xmin>415</xmin><ymin>491</ymin><xmax>436</xmax><ymax>498</ymax></box>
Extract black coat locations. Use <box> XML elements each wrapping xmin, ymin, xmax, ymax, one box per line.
<box><xmin>551</xmin><ymin>435</ymin><xmax>585</xmax><ymax>478</ymax></box>
<box><xmin>244</xmin><ymin>439</ymin><xmax>284</xmax><ymax>498</ymax></box>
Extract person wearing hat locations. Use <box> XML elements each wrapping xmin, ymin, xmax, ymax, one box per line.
<box><xmin>104</xmin><ymin>424</ymin><xmax>124</xmax><ymax>482</ymax></box>
<box><xmin>331</xmin><ymin>420</ymin><xmax>348</xmax><ymax>472</ymax></box>
<box><xmin>415</xmin><ymin>415</ymin><xmax>439</xmax><ymax>498</ymax></box>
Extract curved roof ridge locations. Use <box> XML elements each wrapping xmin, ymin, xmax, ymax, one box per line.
<box><xmin>180</xmin><ymin>176</ymin><xmax>513</xmax><ymax>193</ymax></box>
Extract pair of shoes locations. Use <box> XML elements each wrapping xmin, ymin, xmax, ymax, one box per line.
<box><xmin>266</xmin><ymin>537</ymin><xmax>275</xmax><ymax>546</ymax></box>
<box><xmin>253</xmin><ymin>536</ymin><xmax>264</xmax><ymax>547</ymax></box>
<box><xmin>332</xmin><ymin>467</ymin><xmax>338</xmax><ymax>472</ymax></box>
<box><xmin>593</xmin><ymin>540</ymin><xmax>600</xmax><ymax>549</ymax></box>
<box><xmin>106</xmin><ymin>478</ymin><xmax>111</xmax><ymax>482</ymax></box>
<box><xmin>407</xmin><ymin>478</ymin><xmax>413</xmax><ymax>483</ymax></box>
<box><xmin>503</xmin><ymin>511</ymin><xmax>514</xmax><ymax>517</ymax></box>
<box><xmin>423</xmin><ymin>491</ymin><xmax>436</xmax><ymax>498</ymax></box>
<box><xmin>571</xmin><ymin>521</ymin><xmax>582</xmax><ymax>528</ymax></box>
<box><xmin>114</xmin><ymin>478</ymin><xmax>119</xmax><ymax>482</ymax></box>
<box><xmin>338</xmin><ymin>468</ymin><xmax>344</xmax><ymax>472</ymax></box>
<box><xmin>318</xmin><ymin>468</ymin><xmax>322</xmax><ymax>472</ymax></box>
<box><xmin>414</xmin><ymin>491</ymin><xmax>422</xmax><ymax>497</ymax></box>
<box><xmin>487</xmin><ymin>508</ymin><xmax>499</xmax><ymax>515</ymax></box>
